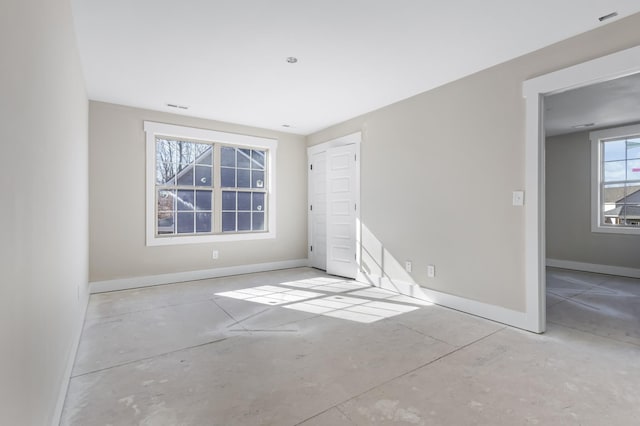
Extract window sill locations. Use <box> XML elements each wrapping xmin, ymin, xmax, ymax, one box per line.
<box><xmin>591</xmin><ymin>225</ymin><xmax>640</xmax><ymax>236</ymax></box>
<box><xmin>146</xmin><ymin>230</ymin><xmax>276</xmax><ymax>246</ymax></box>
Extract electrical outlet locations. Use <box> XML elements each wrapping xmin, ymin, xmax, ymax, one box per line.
<box><xmin>212</xmin><ymin>250</ymin><xmax>219</xmax><ymax>260</ymax></box>
<box><xmin>427</xmin><ymin>265</ymin><xmax>435</xmax><ymax>278</ymax></box>
<box><xmin>405</xmin><ymin>261</ymin><xmax>412</xmax><ymax>273</ymax></box>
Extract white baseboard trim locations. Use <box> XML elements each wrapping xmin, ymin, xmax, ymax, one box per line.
<box><xmin>89</xmin><ymin>259</ymin><xmax>310</xmax><ymax>294</ymax></box>
<box><xmin>546</xmin><ymin>258</ymin><xmax>640</xmax><ymax>279</ymax></box>
<box><xmin>357</xmin><ymin>272</ymin><xmax>531</xmax><ymax>331</ymax></box>
<box><xmin>51</xmin><ymin>287</ymin><xmax>89</xmax><ymax>426</ymax></box>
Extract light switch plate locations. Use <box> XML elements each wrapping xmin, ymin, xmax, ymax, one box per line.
<box><xmin>512</xmin><ymin>191</ymin><xmax>524</xmax><ymax>206</ymax></box>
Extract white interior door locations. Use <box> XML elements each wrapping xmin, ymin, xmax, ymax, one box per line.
<box><xmin>309</xmin><ymin>151</ymin><xmax>327</xmax><ymax>270</ymax></box>
<box><xmin>326</xmin><ymin>144</ymin><xmax>357</xmax><ymax>278</ymax></box>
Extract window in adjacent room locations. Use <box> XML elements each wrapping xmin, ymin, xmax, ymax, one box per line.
<box><xmin>144</xmin><ymin>121</ymin><xmax>277</xmax><ymax>246</ymax></box>
<box><xmin>591</xmin><ymin>124</ymin><xmax>640</xmax><ymax>234</ymax></box>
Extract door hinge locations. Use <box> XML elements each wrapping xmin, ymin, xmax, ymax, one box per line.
<box><xmin>310</xmin><ymin>204</ymin><xmax>313</xmax><ymax>211</ymax></box>
<box><xmin>310</xmin><ymin>245</ymin><xmax>313</xmax><ymax>252</ymax></box>
<box><xmin>354</xmin><ymin>203</ymin><xmax>357</xmax><ymax>211</ymax></box>
<box><xmin>310</xmin><ymin>164</ymin><xmax>313</xmax><ymax>171</ymax></box>
<box><xmin>354</xmin><ymin>154</ymin><xmax>357</xmax><ymax>161</ymax></box>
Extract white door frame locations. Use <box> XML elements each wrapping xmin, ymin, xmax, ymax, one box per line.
<box><xmin>308</xmin><ymin>132</ymin><xmax>361</xmax><ymax>274</ymax></box>
<box><xmin>523</xmin><ymin>45</ymin><xmax>640</xmax><ymax>333</ymax></box>
<box><xmin>308</xmin><ymin>149</ymin><xmax>328</xmax><ymax>270</ymax></box>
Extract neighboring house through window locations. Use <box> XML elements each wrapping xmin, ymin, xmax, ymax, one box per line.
<box><xmin>144</xmin><ymin>121</ymin><xmax>277</xmax><ymax>246</ymax></box>
<box><xmin>591</xmin><ymin>123</ymin><xmax>640</xmax><ymax>234</ymax></box>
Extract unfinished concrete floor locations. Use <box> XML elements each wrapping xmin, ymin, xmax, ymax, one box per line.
<box><xmin>61</xmin><ymin>267</ymin><xmax>640</xmax><ymax>425</ymax></box>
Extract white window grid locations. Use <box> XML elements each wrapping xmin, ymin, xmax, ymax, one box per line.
<box><xmin>144</xmin><ymin>121</ymin><xmax>277</xmax><ymax>246</ymax></box>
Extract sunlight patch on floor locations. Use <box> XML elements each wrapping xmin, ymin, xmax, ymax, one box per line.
<box><xmin>215</xmin><ymin>286</ymin><xmax>323</xmax><ymax>306</ymax></box>
<box><xmin>286</xmin><ymin>295</ymin><xmax>420</xmax><ymax>323</ymax></box>
<box><xmin>215</xmin><ymin>280</ymin><xmax>424</xmax><ymax>323</ymax></box>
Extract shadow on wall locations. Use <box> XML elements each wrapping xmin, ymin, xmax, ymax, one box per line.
<box><xmin>358</xmin><ymin>221</ymin><xmax>434</xmax><ymax>302</ymax></box>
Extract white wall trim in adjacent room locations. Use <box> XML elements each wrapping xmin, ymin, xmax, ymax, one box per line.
<box><xmin>51</xmin><ymin>290</ymin><xmax>90</xmax><ymax>426</ymax></box>
<box><xmin>547</xmin><ymin>258</ymin><xmax>640</xmax><ymax>279</ymax></box>
<box><xmin>90</xmin><ymin>259</ymin><xmax>309</xmax><ymax>293</ymax></box>
<box><xmin>358</xmin><ymin>272</ymin><xmax>530</xmax><ymax>331</ymax></box>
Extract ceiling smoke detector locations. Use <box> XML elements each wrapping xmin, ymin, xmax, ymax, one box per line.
<box><xmin>286</xmin><ymin>57</ymin><xmax>298</xmax><ymax>64</ymax></box>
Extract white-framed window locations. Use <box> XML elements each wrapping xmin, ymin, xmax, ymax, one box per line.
<box><xmin>144</xmin><ymin>121</ymin><xmax>277</xmax><ymax>246</ymax></box>
<box><xmin>591</xmin><ymin>123</ymin><xmax>640</xmax><ymax>235</ymax></box>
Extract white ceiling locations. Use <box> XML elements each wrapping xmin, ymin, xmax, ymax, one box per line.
<box><xmin>71</xmin><ymin>1</ymin><xmax>640</xmax><ymax>135</ymax></box>
<box><xmin>545</xmin><ymin>72</ymin><xmax>640</xmax><ymax>136</ymax></box>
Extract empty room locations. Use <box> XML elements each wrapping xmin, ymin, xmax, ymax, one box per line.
<box><xmin>3</xmin><ymin>1</ymin><xmax>640</xmax><ymax>425</ymax></box>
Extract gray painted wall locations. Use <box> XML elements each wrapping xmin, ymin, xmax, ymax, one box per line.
<box><xmin>0</xmin><ymin>0</ymin><xmax>89</xmax><ymax>424</ymax></box>
<box><xmin>308</xmin><ymin>13</ymin><xmax>640</xmax><ymax>312</ymax></box>
<box><xmin>546</xmin><ymin>131</ymin><xmax>640</xmax><ymax>268</ymax></box>
<box><xmin>89</xmin><ymin>102</ymin><xmax>308</xmax><ymax>282</ymax></box>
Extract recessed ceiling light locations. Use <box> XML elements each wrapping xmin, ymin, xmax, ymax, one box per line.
<box><xmin>286</xmin><ymin>57</ymin><xmax>298</xmax><ymax>64</ymax></box>
<box><xmin>166</xmin><ymin>103</ymin><xmax>189</xmax><ymax>110</ymax></box>
<box><xmin>572</xmin><ymin>122</ymin><xmax>596</xmax><ymax>129</ymax></box>
<box><xmin>282</xmin><ymin>124</ymin><xmax>291</xmax><ymax>128</ymax></box>
<box><xmin>598</xmin><ymin>11</ymin><xmax>618</xmax><ymax>22</ymax></box>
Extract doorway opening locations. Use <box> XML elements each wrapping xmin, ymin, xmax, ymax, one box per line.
<box><xmin>523</xmin><ymin>44</ymin><xmax>640</xmax><ymax>333</ymax></box>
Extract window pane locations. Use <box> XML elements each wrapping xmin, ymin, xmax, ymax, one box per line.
<box><xmin>196</xmin><ymin>212</ymin><xmax>212</xmax><ymax>233</ymax></box>
<box><xmin>627</xmin><ymin>138</ymin><xmax>640</xmax><ymax>160</ymax></box>
<box><xmin>626</xmin><ymin>185</ymin><xmax>640</xmax><ymax>202</ymax></box>
<box><xmin>195</xmin><ymin>190</ymin><xmax>212</xmax><ymax>210</ymax></box>
<box><xmin>604</xmin><ymin>139</ymin><xmax>626</xmax><ymax>162</ymax></box>
<box><xmin>252</xmin><ymin>170</ymin><xmax>265</xmax><ymax>188</ymax></box>
<box><xmin>221</xmin><ymin>146</ymin><xmax>235</xmax><ymax>167</ymax></box>
<box><xmin>603</xmin><ymin>203</ymin><xmax>622</xmax><ymax>225</ymax></box>
<box><xmin>196</xmin><ymin>148</ymin><xmax>213</xmax><ymax>166</ymax></box>
<box><xmin>238</xmin><ymin>212</ymin><xmax>251</xmax><ymax>231</ymax></box>
<box><xmin>177</xmin><ymin>212</ymin><xmax>194</xmax><ymax>233</ymax></box>
<box><xmin>237</xmin><ymin>148</ymin><xmax>251</xmax><ymax>168</ymax></box>
<box><xmin>176</xmin><ymin>141</ymin><xmax>196</xmax><ymax>165</ymax></box>
<box><xmin>252</xmin><ymin>212</ymin><xmax>265</xmax><ymax>231</ymax></box>
<box><xmin>252</xmin><ymin>150</ymin><xmax>265</xmax><ymax>169</ymax></box>
<box><xmin>238</xmin><ymin>192</ymin><xmax>251</xmax><ymax>211</ymax></box>
<box><xmin>604</xmin><ymin>160</ymin><xmax>626</xmax><ymax>182</ymax></box>
<box><xmin>603</xmin><ymin>184</ymin><xmax>625</xmax><ymax>204</ymax></box>
<box><xmin>157</xmin><ymin>212</ymin><xmax>174</xmax><ymax>234</ymax></box>
<box><xmin>237</xmin><ymin>169</ymin><xmax>250</xmax><ymax>188</ymax></box>
<box><xmin>177</xmin><ymin>190</ymin><xmax>195</xmax><ymax>211</ymax></box>
<box><xmin>222</xmin><ymin>212</ymin><xmax>236</xmax><ymax>232</ymax></box>
<box><xmin>221</xmin><ymin>167</ymin><xmax>236</xmax><ymax>187</ymax></box>
<box><xmin>627</xmin><ymin>159</ymin><xmax>640</xmax><ymax>182</ymax></box>
<box><xmin>156</xmin><ymin>162</ymin><xmax>176</xmax><ymax>185</ymax></box>
<box><xmin>222</xmin><ymin>191</ymin><xmax>236</xmax><ymax>211</ymax></box>
<box><xmin>194</xmin><ymin>144</ymin><xmax>211</xmax><ymax>161</ymax></box>
<box><xmin>158</xmin><ymin>189</ymin><xmax>175</xmax><ymax>211</ymax></box>
<box><xmin>252</xmin><ymin>192</ymin><xmax>265</xmax><ymax>211</ymax></box>
<box><xmin>156</xmin><ymin>139</ymin><xmax>177</xmax><ymax>164</ymax></box>
<box><xmin>177</xmin><ymin>167</ymin><xmax>194</xmax><ymax>186</ymax></box>
<box><xmin>622</xmin><ymin>205</ymin><xmax>640</xmax><ymax>226</ymax></box>
<box><xmin>195</xmin><ymin>165</ymin><xmax>212</xmax><ymax>186</ymax></box>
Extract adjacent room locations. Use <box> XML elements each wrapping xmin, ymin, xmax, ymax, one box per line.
<box><xmin>545</xmin><ymin>74</ymin><xmax>640</xmax><ymax>345</ymax></box>
<box><xmin>3</xmin><ymin>1</ymin><xmax>640</xmax><ymax>425</ymax></box>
